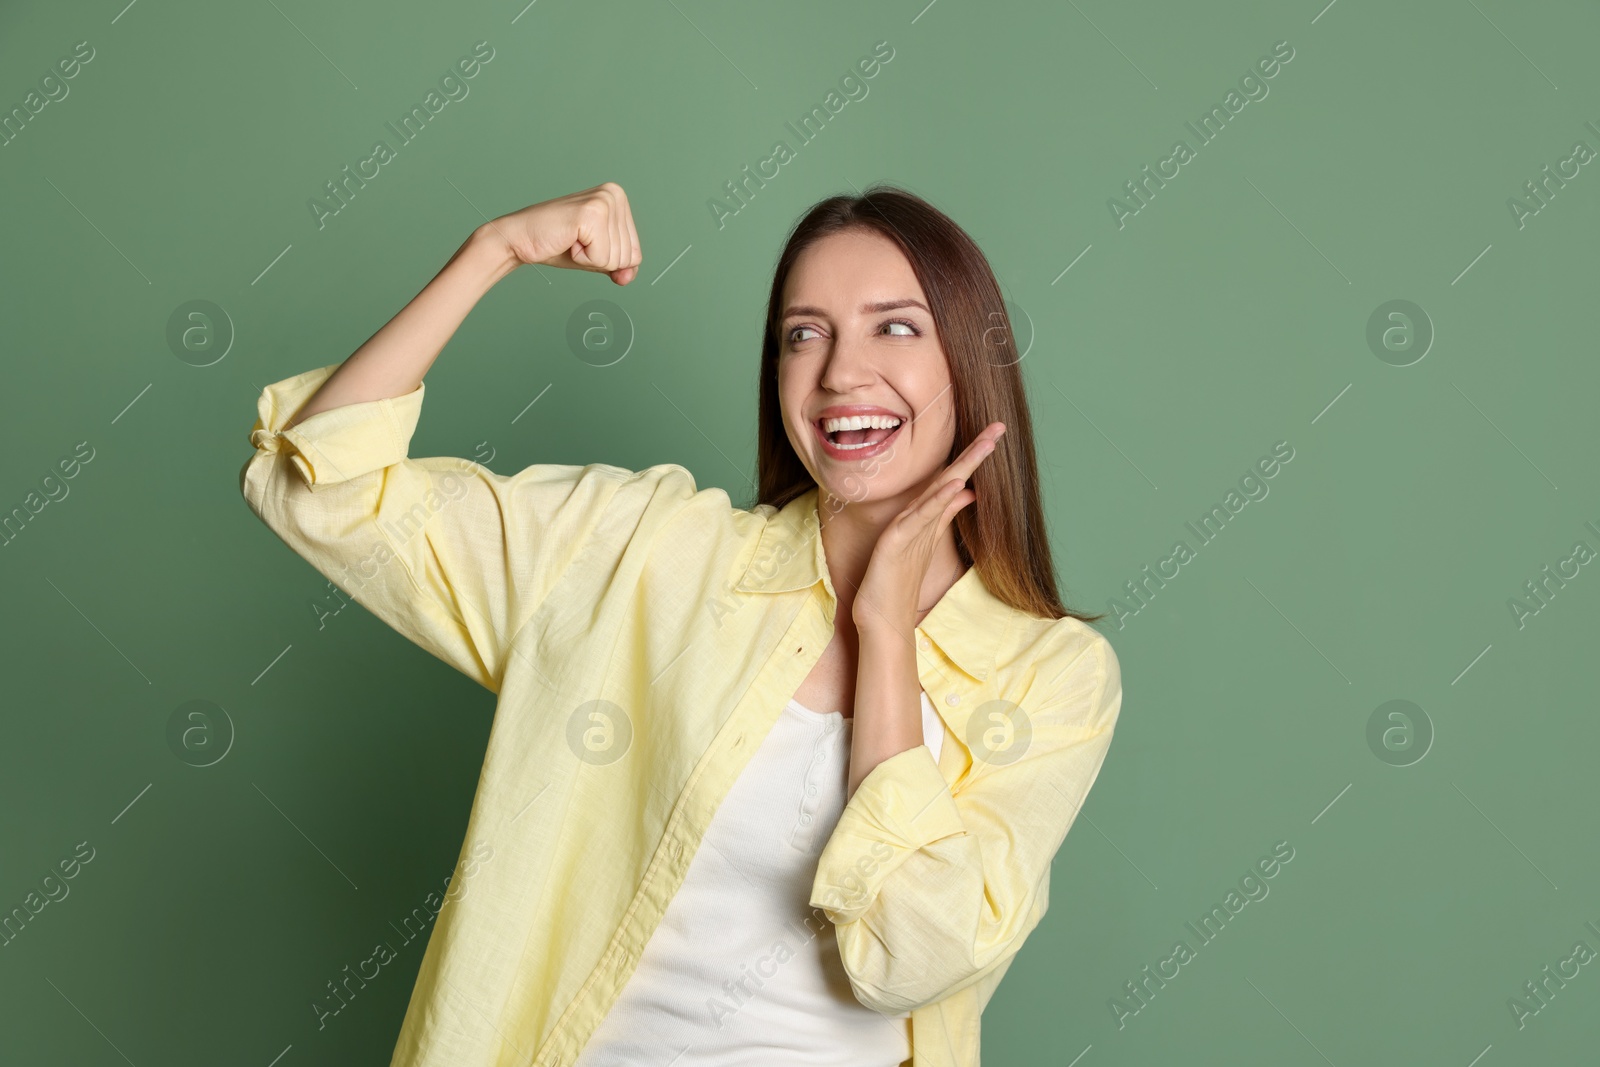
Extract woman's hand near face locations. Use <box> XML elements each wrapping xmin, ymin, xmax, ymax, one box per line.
<box><xmin>851</xmin><ymin>422</ymin><xmax>1007</xmax><ymax>638</ymax></box>
<box><xmin>483</xmin><ymin>182</ymin><xmax>643</xmax><ymax>285</ymax></box>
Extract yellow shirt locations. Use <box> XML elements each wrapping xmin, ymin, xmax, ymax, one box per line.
<box><xmin>240</xmin><ymin>362</ymin><xmax>1124</xmax><ymax>1067</ymax></box>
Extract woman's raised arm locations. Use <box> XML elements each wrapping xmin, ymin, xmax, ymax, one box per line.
<box><xmin>240</xmin><ymin>185</ymin><xmax>690</xmax><ymax>695</ymax></box>
<box><xmin>287</xmin><ymin>182</ymin><xmax>642</xmax><ymax>428</ymax></box>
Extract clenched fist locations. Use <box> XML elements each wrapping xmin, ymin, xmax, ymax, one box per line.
<box><xmin>487</xmin><ymin>182</ymin><xmax>643</xmax><ymax>285</ymax></box>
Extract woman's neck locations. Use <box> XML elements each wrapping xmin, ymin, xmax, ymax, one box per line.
<box><xmin>818</xmin><ymin>491</ymin><xmax>967</xmax><ymax>633</ymax></box>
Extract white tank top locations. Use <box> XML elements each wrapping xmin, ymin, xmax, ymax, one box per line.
<box><xmin>572</xmin><ymin>692</ymin><xmax>948</xmax><ymax>1066</ymax></box>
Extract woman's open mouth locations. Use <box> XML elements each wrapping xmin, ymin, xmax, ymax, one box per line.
<box><xmin>813</xmin><ymin>416</ymin><xmax>904</xmax><ymax>461</ymax></box>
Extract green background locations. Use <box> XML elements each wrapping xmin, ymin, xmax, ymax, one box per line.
<box><xmin>2</xmin><ymin>0</ymin><xmax>1597</xmax><ymax>1063</ymax></box>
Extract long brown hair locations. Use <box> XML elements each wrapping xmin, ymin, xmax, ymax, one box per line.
<box><xmin>753</xmin><ymin>183</ymin><xmax>1103</xmax><ymax>624</ymax></box>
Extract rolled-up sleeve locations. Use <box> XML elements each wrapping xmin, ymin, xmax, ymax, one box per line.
<box><xmin>239</xmin><ymin>362</ymin><xmax>698</xmax><ymax>694</ymax></box>
<box><xmin>809</xmin><ymin>630</ymin><xmax>1123</xmax><ymax>1016</ymax></box>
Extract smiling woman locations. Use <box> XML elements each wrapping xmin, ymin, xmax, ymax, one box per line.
<box><xmin>757</xmin><ymin>188</ymin><xmax>1092</xmax><ymax>622</ymax></box>
<box><xmin>239</xmin><ymin>181</ymin><xmax>1122</xmax><ymax>1067</ymax></box>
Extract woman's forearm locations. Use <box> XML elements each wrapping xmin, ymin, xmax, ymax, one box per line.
<box><xmin>848</xmin><ymin>626</ymin><xmax>927</xmax><ymax>798</ymax></box>
<box><xmin>283</xmin><ymin>224</ymin><xmax>519</xmax><ymax>430</ymax></box>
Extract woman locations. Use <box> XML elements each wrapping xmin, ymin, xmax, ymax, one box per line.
<box><xmin>241</xmin><ymin>182</ymin><xmax>1123</xmax><ymax>1067</ymax></box>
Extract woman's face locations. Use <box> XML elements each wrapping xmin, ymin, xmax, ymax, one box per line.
<box><xmin>777</xmin><ymin>228</ymin><xmax>957</xmax><ymax>508</ymax></box>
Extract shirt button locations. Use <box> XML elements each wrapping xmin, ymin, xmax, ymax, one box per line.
<box><xmin>946</xmin><ymin>693</ymin><xmax>961</xmax><ymax>706</ymax></box>
<box><xmin>800</xmin><ymin>813</ymin><xmax>811</xmax><ymax>824</ymax></box>
<box><xmin>806</xmin><ymin>785</ymin><xmax>817</xmax><ymax>796</ymax></box>
<box><xmin>918</xmin><ymin>637</ymin><xmax>930</xmax><ymax>651</ymax></box>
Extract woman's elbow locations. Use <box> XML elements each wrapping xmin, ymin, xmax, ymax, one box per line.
<box><xmin>845</xmin><ymin>971</ymin><xmax>934</xmax><ymax>1016</ymax></box>
<box><xmin>837</xmin><ymin>939</ymin><xmax>980</xmax><ymax>1015</ymax></box>
<box><xmin>836</xmin><ymin>907</ymin><xmax>1043</xmax><ymax>1015</ymax></box>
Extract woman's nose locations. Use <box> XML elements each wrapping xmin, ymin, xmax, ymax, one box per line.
<box><xmin>818</xmin><ymin>335</ymin><xmax>874</xmax><ymax>392</ymax></box>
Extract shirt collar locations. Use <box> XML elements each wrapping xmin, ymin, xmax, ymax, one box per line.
<box><xmin>734</xmin><ymin>485</ymin><xmax>1017</xmax><ymax>682</ymax></box>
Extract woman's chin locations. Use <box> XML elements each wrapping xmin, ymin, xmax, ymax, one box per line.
<box><xmin>815</xmin><ymin>476</ymin><xmax>921</xmax><ymax>511</ymax></box>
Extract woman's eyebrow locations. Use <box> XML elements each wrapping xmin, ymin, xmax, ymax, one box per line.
<box><xmin>781</xmin><ymin>298</ymin><xmax>930</xmax><ymax>320</ymax></box>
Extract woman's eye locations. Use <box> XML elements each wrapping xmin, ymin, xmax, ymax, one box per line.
<box><xmin>787</xmin><ymin>319</ymin><xmax>918</xmax><ymax>345</ymax></box>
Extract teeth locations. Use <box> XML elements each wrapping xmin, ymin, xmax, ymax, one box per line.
<box><xmin>822</xmin><ymin>414</ymin><xmax>902</xmax><ymax>433</ymax></box>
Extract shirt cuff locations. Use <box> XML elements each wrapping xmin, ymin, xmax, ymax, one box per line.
<box><xmin>247</xmin><ymin>363</ymin><xmax>426</xmax><ymax>489</ymax></box>
<box><xmin>809</xmin><ymin>744</ymin><xmax>969</xmax><ymax>925</ymax></box>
